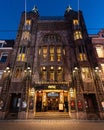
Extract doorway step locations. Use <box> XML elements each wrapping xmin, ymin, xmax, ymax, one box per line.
<box><xmin>34</xmin><ymin>112</ymin><xmax>69</xmax><ymax>119</ymax></box>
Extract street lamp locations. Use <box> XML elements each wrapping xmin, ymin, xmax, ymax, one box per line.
<box><xmin>3</xmin><ymin>67</ymin><xmax>11</xmax><ymax>76</ymax></box>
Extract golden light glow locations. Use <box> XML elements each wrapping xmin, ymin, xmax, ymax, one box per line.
<box><xmin>73</xmin><ymin>19</ymin><xmax>79</xmax><ymax>25</ymax></box>
<box><xmin>81</xmin><ymin>67</ymin><xmax>91</xmax><ymax>80</ymax></box>
<box><xmin>58</xmin><ymin>66</ymin><xmax>62</xmax><ymax>70</ymax></box>
<box><xmin>50</xmin><ymin>66</ymin><xmax>54</xmax><ymax>70</ymax></box>
<box><xmin>48</xmin><ymin>85</ymin><xmax>56</xmax><ymax>89</ymax></box>
<box><xmin>101</xmin><ymin>64</ymin><xmax>104</xmax><ymax>72</ymax></box>
<box><xmin>74</xmin><ymin>31</ymin><xmax>82</xmax><ymax>40</ymax></box>
<box><xmin>96</xmin><ymin>46</ymin><xmax>104</xmax><ymax>58</ymax></box>
<box><xmin>42</xmin><ymin>66</ymin><xmax>46</xmax><ymax>70</ymax></box>
<box><xmin>26</xmin><ymin>20</ymin><xmax>31</xmax><ymax>25</ymax></box>
<box><xmin>17</xmin><ymin>54</ymin><xmax>26</xmax><ymax>61</ymax></box>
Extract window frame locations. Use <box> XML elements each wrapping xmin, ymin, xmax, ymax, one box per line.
<box><xmin>0</xmin><ymin>52</ymin><xmax>8</xmax><ymax>63</ymax></box>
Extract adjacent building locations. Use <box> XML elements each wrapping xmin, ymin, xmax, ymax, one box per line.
<box><xmin>0</xmin><ymin>40</ymin><xmax>14</xmax><ymax>115</ymax></box>
<box><xmin>0</xmin><ymin>6</ymin><xmax>104</xmax><ymax>120</ymax></box>
<box><xmin>90</xmin><ymin>29</ymin><xmax>104</xmax><ymax>81</ymax></box>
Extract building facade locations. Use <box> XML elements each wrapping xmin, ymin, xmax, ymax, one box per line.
<box><xmin>0</xmin><ymin>40</ymin><xmax>14</xmax><ymax>115</ymax></box>
<box><xmin>0</xmin><ymin>6</ymin><xmax>104</xmax><ymax>120</ymax></box>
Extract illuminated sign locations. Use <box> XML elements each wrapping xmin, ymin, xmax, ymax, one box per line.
<box><xmin>47</xmin><ymin>92</ymin><xmax>59</xmax><ymax>97</ymax></box>
<box><xmin>48</xmin><ymin>85</ymin><xmax>56</xmax><ymax>89</ymax></box>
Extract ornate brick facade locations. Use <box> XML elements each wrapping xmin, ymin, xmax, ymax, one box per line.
<box><xmin>0</xmin><ymin>6</ymin><xmax>104</xmax><ymax>120</ymax></box>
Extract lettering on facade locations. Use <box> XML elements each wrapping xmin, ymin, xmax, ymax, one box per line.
<box><xmin>48</xmin><ymin>85</ymin><xmax>56</xmax><ymax>89</ymax></box>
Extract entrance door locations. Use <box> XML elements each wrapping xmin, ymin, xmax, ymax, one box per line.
<box><xmin>47</xmin><ymin>92</ymin><xmax>59</xmax><ymax>111</ymax></box>
<box><xmin>84</xmin><ymin>94</ymin><xmax>99</xmax><ymax>113</ymax></box>
<box><xmin>10</xmin><ymin>93</ymin><xmax>21</xmax><ymax>113</ymax></box>
<box><xmin>47</xmin><ymin>97</ymin><xmax>59</xmax><ymax>111</ymax></box>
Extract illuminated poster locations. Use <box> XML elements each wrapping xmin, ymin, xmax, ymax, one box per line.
<box><xmin>59</xmin><ymin>103</ymin><xmax>63</xmax><ymax>110</ymax></box>
<box><xmin>77</xmin><ymin>100</ymin><xmax>83</xmax><ymax>111</ymax></box>
<box><xmin>70</xmin><ymin>100</ymin><xmax>76</xmax><ymax>110</ymax></box>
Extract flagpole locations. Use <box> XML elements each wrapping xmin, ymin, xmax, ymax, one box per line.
<box><xmin>78</xmin><ymin>0</ymin><xmax>80</xmax><ymax>25</ymax></box>
<box><xmin>25</xmin><ymin>0</ymin><xmax>27</xmax><ymax>26</ymax></box>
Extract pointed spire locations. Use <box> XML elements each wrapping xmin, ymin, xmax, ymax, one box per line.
<box><xmin>66</xmin><ymin>5</ymin><xmax>72</xmax><ymax>12</ymax></box>
<box><xmin>32</xmin><ymin>5</ymin><xmax>38</xmax><ymax>13</ymax></box>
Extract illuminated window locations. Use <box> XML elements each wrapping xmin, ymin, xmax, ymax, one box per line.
<box><xmin>81</xmin><ymin>67</ymin><xmax>91</xmax><ymax>80</ymax></box>
<box><xmin>38</xmin><ymin>48</ymin><xmax>41</xmax><ymax>55</ymax></box>
<box><xmin>41</xmin><ymin>66</ymin><xmax>47</xmax><ymax>81</ymax></box>
<box><xmin>43</xmin><ymin>47</ymin><xmax>47</xmax><ymax>61</ymax></box>
<box><xmin>0</xmin><ymin>52</ymin><xmax>8</xmax><ymax>63</ymax></box>
<box><xmin>50</xmin><ymin>47</ymin><xmax>54</xmax><ymax>61</ymax></box>
<box><xmin>17</xmin><ymin>46</ymin><xmax>27</xmax><ymax>61</ymax></box>
<box><xmin>96</xmin><ymin>46</ymin><xmax>104</xmax><ymax>58</ymax></box>
<box><xmin>49</xmin><ymin>66</ymin><xmax>54</xmax><ymax>81</ymax></box>
<box><xmin>24</xmin><ymin>19</ymin><xmax>31</xmax><ymax>30</ymax></box>
<box><xmin>14</xmin><ymin>67</ymin><xmax>23</xmax><ymax>79</ymax></box>
<box><xmin>74</xmin><ymin>31</ymin><xmax>82</xmax><ymax>40</ymax></box>
<box><xmin>57</xmin><ymin>67</ymin><xmax>63</xmax><ymax>81</ymax></box>
<box><xmin>78</xmin><ymin>46</ymin><xmax>87</xmax><ymax>61</ymax></box>
<box><xmin>73</xmin><ymin>20</ymin><xmax>79</xmax><ymax>25</ymax></box>
<box><xmin>21</xmin><ymin>31</ymin><xmax>31</xmax><ymax>41</ymax></box>
<box><xmin>57</xmin><ymin>47</ymin><xmax>61</xmax><ymax>62</ymax></box>
<box><xmin>73</xmin><ymin>19</ymin><xmax>79</xmax><ymax>29</ymax></box>
<box><xmin>101</xmin><ymin>64</ymin><xmax>104</xmax><ymax>73</ymax></box>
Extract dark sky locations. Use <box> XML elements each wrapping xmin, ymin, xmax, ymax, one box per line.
<box><xmin>0</xmin><ymin>0</ymin><xmax>104</xmax><ymax>39</ymax></box>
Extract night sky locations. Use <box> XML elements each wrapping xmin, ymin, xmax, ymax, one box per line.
<box><xmin>0</xmin><ymin>0</ymin><xmax>104</xmax><ymax>39</ymax></box>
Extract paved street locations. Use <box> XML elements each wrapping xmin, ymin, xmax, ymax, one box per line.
<box><xmin>0</xmin><ymin>120</ymin><xmax>104</xmax><ymax>130</ymax></box>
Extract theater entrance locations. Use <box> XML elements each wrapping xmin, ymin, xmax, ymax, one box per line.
<box><xmin>36</xmin><ymin>90</ymin><xmax>68</xmax><ymax>112</ymax></box>
<box><xmin>47</xmin><ymin>92</ymin><xmax>59</xmax><ymax>111</ymax></box>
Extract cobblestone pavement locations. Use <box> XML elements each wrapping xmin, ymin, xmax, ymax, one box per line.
<box><xmin>0</xmin><ymin>120</ymin><xmax>104</xmax><ymax>130</ymax></box>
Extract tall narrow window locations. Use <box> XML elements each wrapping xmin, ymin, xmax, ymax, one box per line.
<box><xmin>17</xmin><ymin>46</ymin><xmax>27</xmax><ymax>61</ymax></box>
<box><xmin>96</xmin><ymin>46</ymin><xmax>104</xmax><ymax>58</ymax></box>
<box><xmin>50</xmin><ymin>47</ymin><xmax>54</xmax><ymax>61</ymax></box>
<box><xmin>0</xmin><ymin>52</ymin><xmax>8</xmax><ymax>63</ymax></box>
<box><xmin>74</xmin><ymin>31</ymin><xmax>82</xmax><ymax>40</ymax></box>
<box><xmin>41</xmin><ymin>66</ymin><xmax>47</xmax><ymax>81</ymax></box>
<box><xmin>57</xmin><ymin>47</ymin><xmax>61</xmax><ymax>62</ymax></box>
<box><xmin>73</xmin><ymin>19</ymin><xmax>79</xmax><ymax>29</ymax></box>
<box><xmin>81</xmin><ymin>67</ymin><xmax>91</xmax><ymax>80</ymax></box>
<box><xmin>24</xmin><ymin>19</ymin><xmax>31</xmax><ymax>31</ymax></box>
<box><xmin>43</xmin><ymin>47</ymin><xmax>47</xmax><ymax>61</ymax></box>
<box><xmin>57</xmin><ymin>66</ymin><xmax>63</xmax><ymax>81</ymax></box>
<box><xmin>49</xmin><ymin>66</ymin><xmax>54</xmax><ymax>81</ymax></box>
<box><xmin>78</xmin><ymin>46</ymin><xmax>87</xmax><ymax>61</ymax></box>
<box><xmin>14</xmin><ymin>67</ymin><xmax>23</xmax><ymax>79</ymax></box>
<box><xmin>21</xmin><ymin>31</ymin><xmax>31</xmax><ymax>41</ymax></box>
<box><xmin>38</xmin><ymin>48</ymin><xmax>41</xmax><ymax>55</ymax></box>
